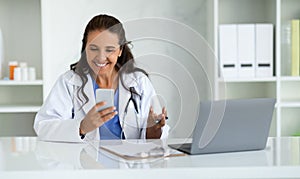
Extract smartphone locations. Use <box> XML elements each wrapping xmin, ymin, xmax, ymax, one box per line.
<box><xmin>95</xmin><ymin>89</ymin><xmax>114</xmax><ymax>111</ymax></box>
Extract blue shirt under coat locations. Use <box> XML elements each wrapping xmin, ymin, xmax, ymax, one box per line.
<box><xmin>93</xmin><ymin>80</ymin><xmax>123</xmax><ymax>140</ymax></box>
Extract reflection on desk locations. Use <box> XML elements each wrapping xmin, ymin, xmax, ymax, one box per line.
<box><xmin>0</xmin><ymin>137</ymin><xmax>299</xmax><ymax>178</ymax></box>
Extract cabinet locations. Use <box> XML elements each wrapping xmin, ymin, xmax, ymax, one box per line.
<box><xmin>213</xmin><ymin>0</ymin><xmax>300</xmax><ymax>137</ymax></box>
<box><xmin>0</xmin><ymin>0</ymin><xmax>42</xmax><ymax>136</ymax></box>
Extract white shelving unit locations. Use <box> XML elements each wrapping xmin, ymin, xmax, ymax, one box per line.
<box><xmin>218</xmin><ymin>77</ymin><xmax>277</xmax><ymax>83</ymax></box>
<box><xmin>0</xmin><ymin>79</ymin><xmax>43</xmax><ymax>113</ymax></box>
<box><xmin>0</xmin><ymin>80</ymin><xmax>43</xmax><ymax>86</ymax></box>
<box><xmin>213</xmin><ymin>0</ymin><xmax>300</xmax><ymax>137</ymax></box>
<box><xmin>0</xmin><ymin>0</ymin><xmax>42</xmax><ymax>136</ymax></box>
<box><xmin>0</xmin><ymin>105</ymin><xmax>41</xmax><ymax>113</ymax></box>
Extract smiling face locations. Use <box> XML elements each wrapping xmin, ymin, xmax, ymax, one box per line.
<box><xmin>86</xmin><ymin>30</ymin><xmax>122</xmax><ymax>78</ymax></box>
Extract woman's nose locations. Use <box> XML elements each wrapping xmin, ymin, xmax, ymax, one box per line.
<box><xmin>98</xmin><ymin>50</ymin><xmax>107</xmax><ymax>60</ymax></box>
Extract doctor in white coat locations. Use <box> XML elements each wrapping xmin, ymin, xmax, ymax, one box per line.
<box><xmin>34</xmin><ymin>14</ymin><xmax>169</xmax><ymax>142</ymax></box>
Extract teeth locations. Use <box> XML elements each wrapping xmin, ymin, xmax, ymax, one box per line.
<box><xmin>95</xmin><ymin>62</ymin><xmax>107</xmax><ymax>67</ymax></box>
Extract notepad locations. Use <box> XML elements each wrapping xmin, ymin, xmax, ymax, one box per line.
<box><xmin>100</xmin><ymin>140</ymin><xmax>185</xmax><ymax>160</ymax></box>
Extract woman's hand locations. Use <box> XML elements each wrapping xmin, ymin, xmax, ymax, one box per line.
<box><xmin>79</xmin><ymin>101</ymin><xmax>117</xmax><ymax>135</ymax></box>
<box><xmin>146</xmin><ymin>106</ymin><xmax>167</xmax><ymax>139</ymax></box>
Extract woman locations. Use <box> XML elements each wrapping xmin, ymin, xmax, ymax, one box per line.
<box><xmin>34</xmin><ymin>14</ymin><xmax>169</xmax><ymax>142</ymax></box>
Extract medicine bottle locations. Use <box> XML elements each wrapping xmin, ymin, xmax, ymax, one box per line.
<box><xmin>28</xmin><ymin>67</ymin><xmax>36</xmax><ymax>81</ymax></box>
<box><xmin>19</xmin><ymin>62</ymin><xmax>28</xmax><ymax>81</ymax></box>
<box><xmin>14</xmin><ymin>67</ymin><xmax>21</xmax><ymax>81</ymax></box>
<box><xmin>9</xmin><ymin>61</ymin><xmax>18</xmax><ymax>80</ymax></box>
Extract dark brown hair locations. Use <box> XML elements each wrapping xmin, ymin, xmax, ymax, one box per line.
<box><xmin>70</xmin><ymin>14</ymin><xmax>147</xmax><ymax>106</ymax></box>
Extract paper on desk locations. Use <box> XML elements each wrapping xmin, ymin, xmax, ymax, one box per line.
<box><xmin>100</xmin><ymin>141</ymin><xmax>185</xmax><ymax>160</ymax></box>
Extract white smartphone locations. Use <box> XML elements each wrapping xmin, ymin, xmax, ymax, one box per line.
<box><xmin>95</xmin><ymin>89</ymin><xmax>114</xmax><ymax>111</ymax></box>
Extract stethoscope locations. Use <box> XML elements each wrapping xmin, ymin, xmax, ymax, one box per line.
<box><xmin>125</xmin><ymin>87</ymin><xmax>141</xmax><ymax>114</ymax></box>
<box><xmin>121</xmin><ymin>87</ymin><xmax>142</xmax><ymax>139</ymax></box>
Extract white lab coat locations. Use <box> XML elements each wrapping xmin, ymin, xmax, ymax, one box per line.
<box><xmin>34</xmin><ymin>70</ymin><xmax>169</xmax><ymax>142</ymax></box>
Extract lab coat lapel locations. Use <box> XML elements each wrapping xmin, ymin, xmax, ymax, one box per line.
<box><xmin>118</xmin><ymin>81</ymin><xmax>131</xmax><ymax>125</ymax></box>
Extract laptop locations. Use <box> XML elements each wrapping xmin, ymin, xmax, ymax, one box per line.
<box><xmin>169</xmin><ymin>98</ymin><xmax>276</xmax><ymax>155</ymax></box>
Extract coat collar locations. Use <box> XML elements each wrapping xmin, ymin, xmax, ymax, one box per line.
<box><xmin>68</xmin><ymin>71</ymin><xmax>82</xmax><ymax>87</ymax></box>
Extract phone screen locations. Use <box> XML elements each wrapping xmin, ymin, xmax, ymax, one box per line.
<box><xmin>95</xmin><ymin>89</ymin><xmax>114</xmax><ymax>111</ymax></box>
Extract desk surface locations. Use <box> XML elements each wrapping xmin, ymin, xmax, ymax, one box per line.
<box><xmin>0</xmin><ymin>137</ymin><xmax>299</xmax><ymax>178</ymax></box>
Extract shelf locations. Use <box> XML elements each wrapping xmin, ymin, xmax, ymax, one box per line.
<box><xmin>0</xmin><ymin>105</ymin><xmax>41</xmax><ymax>113</ymax></box>
<box><xmin>279</xmin><ymin>101</ymin><xmax>300</xmax><ymax>108</ymax></box>
<box><xmin>218</xmin><ymin>77</ymin><xmax>277</xmax><ymax>83</ymax></box>
<box><xmin>0</xmin><ymin>80</ymin><xmax>43</xmax><ymax>86</ymax></box>
<box><xmin>280</xmin><ymin>76</ymin><xmax>300</xmax><ymax>82</ymax></box>
<box><xmin>220</xmin><ymin>76</ymin><xmax>300</xmax><ymax>83</ymax></box>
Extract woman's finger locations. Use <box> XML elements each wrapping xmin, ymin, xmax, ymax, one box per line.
<box><xmin>153</xmin><ymin>114</ymin><xmax>165</xmax><ymax>129</ymax></box>
<box><xmin>162</xmin><ymin>106</ymin><xmax>168</xmax><ymax>118</ymax></box>
<box><xmin>95</xmin><ymin>101</ymin><xmax>106</xmax><ymax>109</ymax></box>
<box><xmin>101</xmin><ymin>111</ymin><xmax>118</xmax><ymax>123</ymax></box>
<box><xmin>98</xmin><ymin>106</ymin><xmax>116</xmax><ymax>116</ymax></box>
<box><xmin>158</xmin><ymin>114</ymin><xmax>166</xmax><ymax>127</ymax></box>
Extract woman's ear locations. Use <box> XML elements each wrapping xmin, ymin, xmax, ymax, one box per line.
<box><xmin>118</xmin><ymin>49</ymin><xmax>123</xmax><ymax>57</ymax></box>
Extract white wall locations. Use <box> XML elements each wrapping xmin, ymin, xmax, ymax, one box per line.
<box><xmin>41</xmin><ymin>0</ymin><xmax>215</xmax><ymax>138</ymax></box>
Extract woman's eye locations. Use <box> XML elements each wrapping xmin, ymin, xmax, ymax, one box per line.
<box><xmin>90</xmin><ymin>47</ymin><xmax>98</xmax><ymax>51</ymax></box>
<box><xmin>106</xmin><ymin>49</ymin><xmax>115</xmax><ymax>53</ymax></box>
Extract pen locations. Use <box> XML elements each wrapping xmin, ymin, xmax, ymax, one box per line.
<box><xmin>155</xmin><ymin>116</ymin><xmax>168</xmax><ymax>124</ymax></box>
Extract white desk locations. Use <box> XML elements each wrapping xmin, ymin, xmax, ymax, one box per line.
<box><xmin>0</xmin><ymin>137</ymin><xmax>299</xmax><ymax>179</ymax></box>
